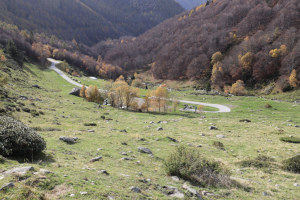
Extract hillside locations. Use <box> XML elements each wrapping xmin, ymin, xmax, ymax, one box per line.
<box><xmin>175</xmin><ymin>0</ymin><xmax>207</xmax><ymax>10</ymax></box>
<box><xmin>100</xmin><ymin>0</ymin><xmax>300</xmax><ymax>92</ymax></box>
<box><xmin>0</xmin><ymin>0</ymin><xmax>184</xmax><ymax>46</ymax></box>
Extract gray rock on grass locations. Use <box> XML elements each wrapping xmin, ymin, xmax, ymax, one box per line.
<box><xmin>138</xmin><ymin>147</ymin><xmax>152</xmax><ymax>154</ymax></box>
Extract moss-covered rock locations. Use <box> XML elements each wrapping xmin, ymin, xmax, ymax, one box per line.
<box><xmin>0</xmin><ymin>116</ymin><xmax>46</xmax><ymax>157</ymax></box>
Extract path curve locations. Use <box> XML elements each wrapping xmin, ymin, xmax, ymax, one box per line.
<box><xmin>47</xmin><ymin>58</ymin><xmax>231</xmax><ymax>113</ymax></box>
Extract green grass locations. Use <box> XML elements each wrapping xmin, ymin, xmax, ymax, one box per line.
<box><xmin>0</xmin><ymin>63</ymin><xmax>300</xmax><ymax>199</ymax></box>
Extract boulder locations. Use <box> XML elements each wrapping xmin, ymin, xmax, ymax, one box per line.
<box><xmin>239</xmin><ymin>119</ymin><xmax>251</xmax><ymax>123</ymax></box>
<box><xmin>130</xmin><ymin>186</ymin><xmax>141</xmax><ymax>193</ymax></box>
<box><xmin>167</xmin><ymin>136</ymin><xmax>178</xmax><ymax>143</ymax></box>
<box><xmin>69</xmin><ymin>88</ymin><xmax>81</xmax><ymax>96</ymax></box>
<box><xmin>209</xmin><ymin>126</ymin><xmax>218</xmax><ymax>130</ymax></box>
<box><xmin>59</xmin><ymin>136</ymin><xmax>78</xmax><ymax>144</ymax></box>
<box><xmin>138</xmin><ymin>147</ymin><xmax>152</xmax><ymax>154</ymax></box>
<box><xmin>0</xmin><ymin>182</ymin><xmax>14</xmax><ymax>191</ymax></box>
<box><xmin>3</xmin><ymin>166</ymin><xmax>34</xmax><ymax>176</ymax></box>
<box><xmin>90</xmin><ymin>156</ymin><xmax>102</xmax><ymax>162</ymax></box>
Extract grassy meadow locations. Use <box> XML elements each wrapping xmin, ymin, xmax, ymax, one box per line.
<box><xmin>0</xmin><ymin>63</ymin><xmax>299</xmax><ymax>199</ymax></box>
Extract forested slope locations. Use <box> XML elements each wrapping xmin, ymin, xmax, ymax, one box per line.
<box><xmin>100</xmin><ymin>0</ymin><xmax>300</xmax><ymax>91</ymax></box>
<box><xmin>0</xmin><ymin>0</ymin><xmax>184</xmax><ymax>46</ymax></box>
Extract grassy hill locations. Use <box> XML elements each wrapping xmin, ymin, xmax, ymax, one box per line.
<box><xmin>0</xmin><ymin>0</ymin><xmax>184</xmax><ymax>46</ymax></box>
<box><xmin>0</xmin><ymin>55</ymin><xmax>300</xmax><ymax>199</ymax></box>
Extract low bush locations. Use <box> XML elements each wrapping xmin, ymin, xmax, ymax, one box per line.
<box><xmin>239</xmin><ymin>155</ymin><xmax>275</xmax><ymax>168</ymax></box>
<box><xmin>280</xmin><ymin>137</ymin><xmax>300</xmax><ymax>143</ymax></box>
<box><xmin>282</xmin><ymin>155</ymin><xmax>300</xmax><ymax>173</ymax></box>
<box><xmin>0</xmin><ymin>116</ymin><xmax>46</xmax><ymax>157</ymax></box>
<box><xmin>213</xmin><ymin>141</ymin><xmax>225</xmax><ymax>150</ymax></box>
<box><xmin>164</xmin><ymin>146</ymin><xmax>232</xmax><ymax>187</ymax></box>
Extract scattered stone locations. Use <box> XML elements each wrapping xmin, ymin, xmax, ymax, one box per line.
<box><xmin>90</xmin><ymin>156</ymin><xmax>102</xmax><ymax>162</ymax></box>
<box><xmin>149</xmin><ymin>121</ymin><xmax>154</xmax><ymax>124</ymax></box>
<box><xmin>69</xmin><ymin>88</ymin><xmax>80</xmax><ymax>96</ymax></box>
<box><xmin>157</xmin><ymin>127</ymin><xmax>163</xmax><ymax>131</ymax></box>
<box><xmin>97</xmin><ymin>148</ymin><xmax>103</xmax><ymax>151</ymax></box>
<box><xmin>121</xmin><ymin>142</ymin><xmax>128</xmax><ymax>146</ymax></box>
<box><xmin>84</xmin><ymin>123</ymin><xmax>97</xmax><ymax>126</ymax></box>
<box><xmin>161</xmin><ymin>186</ymin><xmax>184</xmax><ymax>198</ymax></box>
<box><xmin>121</xmin><ymin>152</ymin><xmax>128</xmax><ymax>155</ymax></box>
<box><xmin>39</xmin><ymin>169</ymin><xmax>52</xmax><ymax>174</ymax></box>
<box><xmin>197</xmin><ymin>144</ymin><xmax>203</xmax><ymax>148</ymax></box>
<box><xmin>3</xmin><ymin>166</ymin><xmax>34</xmax><ymax>176</ymax></box>
<box><xmin>80</xmin><ymin>192</ymin><xmax>88</xmax><ymax>195</ymax></box>
<box><xmin>120</xmin><ymin>129</ymin><xmax>127</xmax><ymax>133</ymax></box>
<box><xmin>59</xmin><ymin>136</ymin><xmax>78</xmax><ymax>144</ymax></box>
<box><xmin>139</xmin><ymin>138</ymin><xmax>146</xmax><ymax>141</ymax></box>
<box><xmin>88</xmin><ymin>130</ymin><xmax>95</xmax><ymax>133</ymax></box>
<box><xmin>294</xmin><ymin>183</ymin><xmax>299</xmax><ymax>187</ymax></box>
<box><xmin>239</xmin><ymin>119</ymin><xmax>251</xmax><ymax>123</ymax></box>
<box><xmin>295</xmin><ymin>125</ymin><xmax>300</xmax><ymax>128</ymax></box>
<box><xmin>200</xmin><ymin>133</ymin><xmax>205</xmax><ymax>136</ymax></box>
<box><xmin>182</xmin><ymin>183</ymin><xmax>202</xmax><ymax>199</ymax></box>
<box><xmin>0</xmin><ymin>182</ymin><xmax>14</xmax><ymax>191</ymax></box>
<box><xmin>171</xmin><ymin>176</ymin><xmax>180</xmax><ymax>182</ymax></box>
<box><xmin>70</xmin><ymin>194</ymin><xmax>75</xmax><ymax>197</ymax></box>
<box><xmin>138</xmin><ymin>147</ymin><xmax>152</xmax><ymax>154</ymax></box>
<box><xmin>167</xmin><ymin>136</ymin><xmax>178</xmax><ymax>142</ymax></box>
<box><xmin>209</xmin><ymin>126</ymin><xmax>218</xmax><ymax>130</ymax></box>
<box><xmin>32</xmin><ymin>84</ymin><xmax>41</xmax><ymax>89</ymax></box>
<box><xmin>99</xmin><ymin>170</ymin><xmax>109</xmax><ymax>175</ymax></box>
<box><xmin>262</xmin><ymin>192</ymin><xmax>269</xmax><ymax>196</ymax></box>
<box><xmin>130</xmin><ymin>186</ymin><xmax>141</xmax><ymax>193</ymax></box>
<box><xmin>22</xmin><ymin>107</ymin><xmax>31</xmax><ymax>113</ymax></box>
<box><xmin>202</xmin><ymin>191</ymin><xmax>214</xmax><ymax>196</ymax></box>
<box><xmin>121</xmin><ymin>157</ymin><xmax>133</xmax><ymax>161</ymax></box>
<box><xmin>216</xmin><ymin>134</ymin><xmax>225</xmax><ymax>139</ymax></box>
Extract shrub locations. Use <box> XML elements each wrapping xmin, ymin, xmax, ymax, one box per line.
<box><xmin>239</xmin><ymin>155</ymin><xmax>275</xmax><ymax>168</ymax></box>
<box><xmin>282</xmin><ymin>155</ymin><xmax>300</xmax><ymax>173</ymax></box>
<box><xmin>131</xmin><ymin>79</ymin><xmax>143</xmax><ymax>88</ymax></box>
<box><xmin>164</xmin><ymin>146</ymin><xmax>232</xmax><ymax>187</ymax></box>
<box><xmin>264</xmin><ymin>103</ymin><xmax>272</xmax><ymax>108</ymax></box>
<box><xmin>213</xmin><ymin>141</ymin><xmax>225</xmax><ymax>150</ymax></box>
<box><xmin>0</xmin><ymin>116</ymin><xmax>46</xmax><ymax>157</ymax></box>
<box><xmin>280</xmin><ymin>137</ymin><xmax>300</xmax><ymax>144</ymax></box>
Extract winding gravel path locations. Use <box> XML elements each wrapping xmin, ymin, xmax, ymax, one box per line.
<box><xmin>47</xmin><ymin>58</ymin><xmax>231</xmax><ymax>113</ymax></box>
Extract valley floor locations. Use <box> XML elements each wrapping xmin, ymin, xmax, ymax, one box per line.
<box><xmin>0</xmin><ymin>63</ymin><xmax>300</xmax><ymax>199</ymax></box>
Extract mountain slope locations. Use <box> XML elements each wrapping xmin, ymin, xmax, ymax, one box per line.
<box><xmin>0</xmin><ymin>0</ymin><xmax>184</xmax><ymax>46</ymax></box>
<box><xmin>100</xmin><ymin>0</ymin><xmax>300</xmax><ymax>91</ymax></box>
<box><xmin>175</xmin><ymin>0</ymin><xmax>207</xmax><ymax>10</ymax></box>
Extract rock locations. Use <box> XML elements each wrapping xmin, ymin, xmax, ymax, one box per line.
<box><xmin>59</xmin><ymin>136</ymin><xmax>78</xmax><ymax>144</ymax></box>
<box><xmin>157</xmin><ymin>127</ymin><xmax>163</xmax><ymax>131</ymax></box>
<box><xmin>32</xmin><ymin>84</ymin><xmax>41</xmax><ymax>89</ymax></box>
<box><xmin>202</xmin><ymin>191</ymin><xmax>214</xmax><ymax>196</ymax></box>
<box><xmin>294</xmin><ymin>183</ymin><xmax>299</xmax><ymax>187</ymax></box>
<box><xmin>19</xmin><ymin>95</ymin><xmax>28</xmax><ymax>100</ymax></box>
<box><xmin>99</xmin><ymin>170</ymin><xmax>109</xmax><ymax>175</ymax></box>
<box><xmin>22</xmin><ymin>107</ymin><xmax>31</xmax><ymax>113</ymax></box>
<box><xmin>121</xmin><ymin>157</ymin><xmax>133</xmax><ymax>161</ymax></box>
<box><xmin>121</xmin><ymin>142</ymin><xmax>128</xmax><ymax>146</ymax></box>
<box><xmin>130</xmin><ymin>186</ymin><xmax>141</xmax><ymax>193</ymax></box>
<box><xmin>120</xmin><ymin>129</ymin><xmax>127</xmax><ymax>133</ymax></box>
<box><xmin>239</xmin><ymin>119</ymin><xmax>251</xmax><ymax>123</ymax></box>
<box><xmin>138</xmin><ymin>147</ymin><xmax>152</xmax><ymax>154</ymax></box>
<box><xmin>161</xmin><ymin>186</ymin><xmax>184</xmax><ymax>198</ymax></box>
<box><xmin>149</xmin><ymin>121</ymin><xmax>154</xmax><ymax>124</ymax></box>
<box><xmin>262</xmin><ymin>192</ymin><xmax>269</xmax><ymax>196</ymax></box>
<box><xmin>90</xmin><ymin>156</ymin><xmax>102</xmax><ymax>162</ymax></box>
<box><xmin>295</xmin><ymin>125</ymin><xmax>300</xmax><ymax>128</ymax></box>
<box><xmin>182</xmin><ymin>183</ymin><xmax>202</xmax><ymax>199</ymax></box>
<box><xmin>167</xmin><ymin>136</ymin><xmax>178</xmax><ymax>142</ymax></box>
<box><xmin>209</xmin><ymin>126</ymin><xmax>218</xmax><ymax>130</ymax></box>
<box><xmin>200</xmin><ymin>133</ymin><xmax>205</xmax><ymax>136</ymax></box>
<box><xmin>80</xmin><ymin>192</ymin><xmax>88</xmax><ymax>195</ymax></box>
<box><xmin>69</xmin><ymin>88</ymin><xmax>80</xmax><ymax>96</ymax></box>
<box><xmin>0</xmin><ymin>182</ymin><xmax>14</xmax><ymax>191</ymax></box>
<box><xmin>101</xmin><ymin>116</ymin><xmax>106</xmax><ymax>120</ymax></box>
<box><xmin>70</xmin><ymin>194</ymin><xmax>75</xmax><ymax>197</ymax></box>
<box><xmin>197</xmin><ymin>144</ymin><xmax>203</xmax><ymax>148</ymax></box>
<box><xmin>88</xmin><ymin>130</ymin><xmax>95</xmax><ymax>133</ymax></box>
<box><xmin>121</xmin><ymin>152</ymin><xmax>128</xmax><ymax>155</ymax></box>
<box><xmin>39</xmin><ymin>169</ymin><xmax>52</xmax><ymax>174</ymax></box>
<box><xmin>3</xmin><ymin>166</ymin><xmax>34</xmax><ymax>176</ymax></box>
<box><xmin>171</xmin><ymin>176</ymin><xmax>180</xmax><ymax>182</ymax></box>
<box><xmin>216</xmin><ymin>134</ymin><xmax>225</xmax><ymax>139</ymax></box>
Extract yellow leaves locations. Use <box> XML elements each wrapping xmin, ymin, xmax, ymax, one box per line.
<box><xmin>289</xmin><ymin>69</ymin><xmax>298</xmax><ymax>88</ymax></box>
<box><xmin>196</xmin><ymin>5</ymin><xmax>205</xmax><ymax>11</ymax></box>
<box><xmin>189</xmin><ymin>9</ymin><xmax>194</xmax><ymax>17</ymax></box>
<box><xmin>269</xmin><ymin>48</ymin><xmax>280</xmax><ymax>58</ymax></box>
<box><xmin>211</xmin><ymin>51</ymin><xmax>223</xmax><ymax>65</ymax></box>
<box><xmin>229</xmin><ymin>80</ymin><xmax>247</xmax><ymax>95</ymax></box>
<box><xmin>80</xmin><ymin>85</ymin><xmax>87</xmax><ymax>98</ymax></box>
<box><xmin>269</xmin><ymin>44</ymin><xmax>288</xmax><ymax>58</ymax></box>
<box><xmin>85</xmin><ymin>85</ymin><xmax>102</xmax><ymax>103</ymax></box>
<box><xmin>239</xmin><ymin>52</ymin><xmax>253</xmax><ymax>71</ymax></box>
<box><xmin>116</xmin><ymin>75</ymin><xmax>125</xmax><ymax>82</ymax></box>
<box><xmin>0</xmin><ymin>50</ymin><xmax>6</xmax><ymax>64</ymax></box>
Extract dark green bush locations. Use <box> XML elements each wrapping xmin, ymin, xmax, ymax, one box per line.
<box><xmin>164</xmin><ymin>146</ymin><xmax>232</xmax><ymax>187</ymax></box>
<box><xmin>0</xmin><ymin>116</ymin><xmax>46</xmax><ymax>157</ymax></box>
<box><xmin>282</xmin><ymin>155</ymin><xmax>300</xmax><ymax>173</ymax></box>
<box><xmin>239</xmin><ymin>155</ymin><xmax>275</xmax><ymax>168</ymax></box>
<box><xmin>280</xmin><ymin>137</ymin><xmax>300</xmax><ymax>143</ymax></box>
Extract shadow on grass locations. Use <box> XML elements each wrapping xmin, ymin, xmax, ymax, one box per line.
<box><xmin>8</xmin><ymin>152</ymin><xmax>55</xmax><ymax>165</ymax></box>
